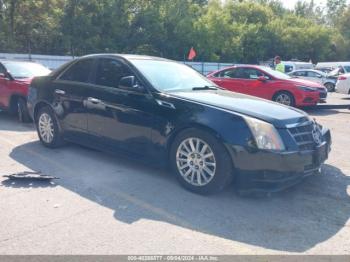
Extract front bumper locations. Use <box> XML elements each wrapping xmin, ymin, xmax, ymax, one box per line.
<box><xmin>231</xmin><ymin>129</ymin><xmax>331</xmax><ymax>193</ymax></box>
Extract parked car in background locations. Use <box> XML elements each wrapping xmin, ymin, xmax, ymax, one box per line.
<box><xmin>0</xmin><ymin>60</ymin><xmax>51</xmax><ymax>122</ymax></box>
<box><xmin>207</xmin><ymin>65</ymin><xmax>327</xmax><ymax>107</ymax></box>
<box><xmin>288</xmin><ymin>69</ymin><xmax>337</xmax><ymax>92</ymax></box>
<box><xmin>282</xmin><ymin>61</ymin><xmax>314</xmax><ymax>73</ymax></box>
<box><xmin>28</xmin><ymin>54</ymin><xmax>331</xmax><ymax>194</ymax></box>
<box><xmin>316</xmin><ymin>62</ymin><xmax>350</xmax><ymax>74</ymax></box>
<box><xmin>335</xmin><ymin>73</ymin><xmax>350</xmax><ymax>95</ymax></box>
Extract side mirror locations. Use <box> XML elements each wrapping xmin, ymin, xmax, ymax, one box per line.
<box><xmin>257</xmin><ymin>76</ymin><xmax>267</xmax><ymax>82</ymax></box>
<box><xmin>118</xmin><ymin>76</ymin><xmax>144</xmax><ymax>92</ymax></box>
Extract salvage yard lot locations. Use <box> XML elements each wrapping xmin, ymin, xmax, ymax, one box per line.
<box><xmin>0</xmin><ymin>93</ymin><xmax>349</xmax><ymax>255</ymax></box>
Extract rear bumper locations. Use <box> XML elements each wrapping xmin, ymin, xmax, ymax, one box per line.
<box><xmin>336</xmin><ymin>83</ymin><xmax>350</xmax><ymax>94</ymax></box>
<box><xmin>230</xmin><ymin>129</ymin><xmax>331</xmax><ymax>193</ymax></box>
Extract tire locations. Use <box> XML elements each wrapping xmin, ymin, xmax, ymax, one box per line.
<box><xmin>324</xmin><ymin>83</ymin><xmax>335</xmax><ymax>92</ymax></box>
<box><xmin>36</xmin><ymin>106</ymin><xmax>64</xmax><ymax>148</ymax></box>
<box><xmin>17</xmin><ymin>97</ymin><xmax>31</xmax><ymax>123</ymax></box>
<box><xmin>170</xmin><ymin>128</ymin><xmax>234</xmax><ymax>195</ymax></box>
<box><xmin>273</xmin><ymin>91</ymin><xmax>295</xmax><ymax>107</ymax></box>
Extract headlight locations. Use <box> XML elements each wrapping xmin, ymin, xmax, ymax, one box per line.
<box><xmin>297</xmin><ymin>85</ymin><xmax>318</xmax><ymax>92</ymax></box>
<box><xmin>244</xmin><ymin>117</ymin><xmax>285</xmax><ymax>151</ymax></box>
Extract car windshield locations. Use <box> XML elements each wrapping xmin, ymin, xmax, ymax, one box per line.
<box><xmin>260</xmin><ymin>66</ymin><xmax>292</xmax><ymax>79</ymax></box>
<box><xmin>328</xmin><ymin>68</ymin><xmax>340</xmax><ymax>76</ymax></box>
<box><xmin>130</xmin><ymin>59</ymin><xmax>216</xmax><ymax>92</ymax></box>
<box><xmin>344</xmin><ymin>66</ymin><xmax>350</xmax><ymax>73</ymax></box>
<box><xmin>3</xmin><ymin>61</ymin><xmax>51</xmax><ymax>79</ymax></box>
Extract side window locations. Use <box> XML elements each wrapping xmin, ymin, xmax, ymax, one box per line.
<box><xmin>307</xmin><ymin>71</ymin><xmax>320</xmax><ymax>78</ymax></box>
<box><xmin>295</xmin><ymin>71</ymin><xmax>306</xmax><ymax>77</ymax></box>
<box><xmin>60</xmin><ymin>59</ymin><xmax>94</xmax><ymax>83</ymax></box>
<box><xmin>240</xmin><ymin>68</ymin><xmax>267</xmax><ymax>80</ymax></box>
<box><xmin>217</xmin><ymin>69</ymin><xmax>236</xmax><ymax>78</ymax></box>
<box><xmin>95</xmin><ymin>58</ymin><xmax>133</xmax><ymax>88</ymax></box>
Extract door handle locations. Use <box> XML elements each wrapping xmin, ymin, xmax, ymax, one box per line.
<box><xmin>87</xmin><ymin>97</ymin><xmax>101</xmax><ymax>104</ymax></box>
<box><xmin>55</xmin><ymin>89</ymin><xmax>66</xmax><ymax>95</ymax></box>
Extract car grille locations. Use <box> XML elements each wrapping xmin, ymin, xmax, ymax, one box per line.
<box><xmin>288</xmin><ymin>122</ymin><xmax>315</xmax><ymax>151</ymax></box>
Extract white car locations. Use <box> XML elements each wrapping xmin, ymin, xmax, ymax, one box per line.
<box><xmin>335</xmin><ymin>73</ymin><xmax>350</xmax><ymax>95</ymax></box>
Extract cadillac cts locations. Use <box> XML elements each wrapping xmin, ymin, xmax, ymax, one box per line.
<box><xmin>27</xmin><ymin>54</ymin><xmax>331</xmax><ymax>194</ymax></box>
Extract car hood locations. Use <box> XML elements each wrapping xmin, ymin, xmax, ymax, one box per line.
<box><xmin>284</xmin><ymin>78</ymin><xmax>323</xmax><ymax>87</ymax></box>
<box><xmin>169</xmin><ymin>90</ymin><xmax>309</xmax><ymax>128</ymax></box>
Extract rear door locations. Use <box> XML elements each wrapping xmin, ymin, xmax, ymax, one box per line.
<box><xmin>210</xmin><ymin>68</ymin><xmax>246</xmax><ymax>93</ymax></box>
<box><xmin>50</xmin><ymin>58</ymin><xmax>95</xmax><ymax>137</ymax></box>
<box><xmin>86</xmin><ymin>57</ymin><xmax>155</xmax><ymax>155</ymax></box>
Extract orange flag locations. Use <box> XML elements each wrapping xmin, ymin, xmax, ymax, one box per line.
<box><xmin>188</xmin><ymin>47</ymin><xmax>197</xmax><ymax>60</ymax></box>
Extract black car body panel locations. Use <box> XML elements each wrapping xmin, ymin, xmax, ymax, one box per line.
<box><xmin>27</xmin><ymin>54</ymin><xmax>331</xmax><ymax>193</ymax></box>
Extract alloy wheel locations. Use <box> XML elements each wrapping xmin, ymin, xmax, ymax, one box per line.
<box><xmin>275</xmin><ymin>93</ymin><xmax>292</xmax><ymax>106</ymax></box>
<box><xmin>38</xmin><ymin>113</ymin><xmax>54</xmax><ymax>143</ymax></box>
<box><xmin>176</xmin><ymin>137</ymin><xmax>216</xmax><ymax>186</ymax></box>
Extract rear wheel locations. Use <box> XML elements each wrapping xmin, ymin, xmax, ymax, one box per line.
<box><xmin>324</xmin><ymin>83</ymin><xmax>335</xmax><ymax>92</ymax></box>
<box><xmin>273</xmin><ymin>91</ymin><xmax>295</xmax><ymax>107</ymax></box>
<box><xmin>17</xmin><ymin>97</ymin><xmax>31</xmax><ymax>123</ymax></box>
<box><xmin>36</xmin><ymin>106</ymin><xmax>64</xmax><ymax>148</ymax></box>
<box><xmin>170</xmin><ymin>128</ymin><xmax>234</xmax><ymax>194</ymax></box>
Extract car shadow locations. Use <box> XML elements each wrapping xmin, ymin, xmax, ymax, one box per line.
<box><xmin>7</xmin><ymin>140</ymin><xmax>350</xmax><ymax>253</ymax></box>
<box><xmin>0</xmin><ymin>111</ymin><xmax>34</xmax><ymax>131</ymax></box>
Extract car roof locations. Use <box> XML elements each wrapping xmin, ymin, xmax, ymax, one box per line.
<box><xmin>80</xmin><ymin>53</ymin><xmax>172</xmax><ymax>62</ymax></box>
<box><xmin>0</xmin><ymin>59</ymin><xmax>43</xmax><ymax>64</ymax></box>
<box><xmin>207</xmin><ymin>64</ymin><xmax>271</xmax><ymax>76</ymax></box>
<box><xmin>292</xmin><ymin>69</ymin><xmax>323</xmax><ymax>73</ymax></box>
<box><xmin>316</xmin><ymin>62</ymin><xmax>350</xmax><ymax>67</ymax></box>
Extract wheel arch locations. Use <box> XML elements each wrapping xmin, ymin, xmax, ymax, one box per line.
<box><xmin>33</xmin><ymin>101</ymin><xmax>52</xmax><ymax>122</ymax></box>
<box><xmin>272</xmin><ymin>89</ymin><xmax>295</xmax><ymax>99</ymax></box>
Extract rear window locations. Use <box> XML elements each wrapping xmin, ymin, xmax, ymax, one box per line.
<box><xmin>60</xmin><ymin>59</ymin><xmax>94</xmax><ymax>83</ymax></box>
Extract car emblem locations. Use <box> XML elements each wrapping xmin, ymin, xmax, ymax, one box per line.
<box><xmin>312</xmin><ymin>123</ymin><xmax>322</xmax><ymax>145</ymax></box>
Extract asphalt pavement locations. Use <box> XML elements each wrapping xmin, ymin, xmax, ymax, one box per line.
<box><xmin>0</xmin><ymin>92</ymin><xmax>349</xmax><ymax>254</ymax></box>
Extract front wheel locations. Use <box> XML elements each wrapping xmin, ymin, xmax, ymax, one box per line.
<box><xmin>36</xmin><ymin>106</ymin><xmax>64</xmax><ymax>148</ymax></box>
<box><xmin>273</xmin><ymin>91</ymin><xmax>295</xmax><ymax>107</ymax></box>
<box><xmin>324</xmin><ymin>83</ymin><xmax>335</xmax><ymax>92</ymax></box>
<box><xmin>170</xmin><ymin>128</ymin><xmax>234</xmax><ymax>195</ymax></box>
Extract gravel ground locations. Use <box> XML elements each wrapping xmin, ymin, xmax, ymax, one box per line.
<box><xmin>0</xmin><ymin>92</ymin><xmax>349</xmax><ymax>255</ymax></box>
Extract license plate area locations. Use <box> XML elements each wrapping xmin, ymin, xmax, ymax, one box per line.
<box><xmin>313</xmin><ymin>143</ymin><xmax>328</xmax><ymax>166</ymax></box>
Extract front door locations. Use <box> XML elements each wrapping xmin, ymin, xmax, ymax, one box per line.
<box><xmin>86</xmin><ymin>57</ymin><xmax>154</xmax><ymax>155</ymax></box>
<box><xmin>235</xmin><ymin>67</ymin><xmax>271</xmax><ymax>99</ymax></box>
<box><xmin>306</xmin><ymin>71</ymin><xmax>323</xmax><ymax>84</ymax></box>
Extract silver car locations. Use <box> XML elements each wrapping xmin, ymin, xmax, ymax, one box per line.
<box><xmin>288</xmin><ymin>69</ymin><xmax>337</xmax><ymax>92</ymax></box>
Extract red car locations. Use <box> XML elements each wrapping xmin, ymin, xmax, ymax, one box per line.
<box><xmin>207</xmin><ymin>65</ymin><xmax>327</xmax><ymax>107</ymax></box>
<box><xmin>0</xmin><ymin>60</ymin><xmax>51</xmax><ymax>122</ymax></box>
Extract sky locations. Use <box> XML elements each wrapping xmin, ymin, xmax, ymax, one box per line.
<box><xmin>282</xmin><ymin>0</ymin><xmax>349</xmax><ymax>10</ymax></box>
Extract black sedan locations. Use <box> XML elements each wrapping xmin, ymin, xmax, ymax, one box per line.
<box><xmin>27</xmin><ymin>54</ymin><xmax>331</xmax><ymax>194</ymax></box>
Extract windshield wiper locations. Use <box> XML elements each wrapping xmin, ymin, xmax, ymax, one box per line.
<box><xmin>192</xmin><ymin>85</ymin><xmax>218</xmax><ymax>91</ymax></box>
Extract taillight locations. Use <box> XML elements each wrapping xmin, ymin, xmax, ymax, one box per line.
<box><xmin>338</xmin><ymin>76</ymin><xmax>347</xmax><ymax>80</ymax></box>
